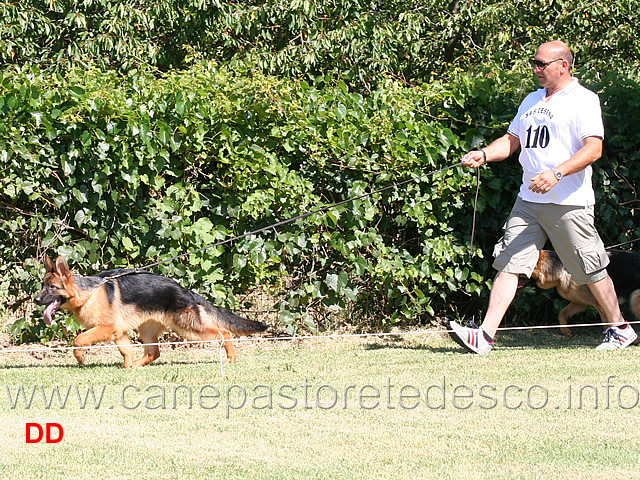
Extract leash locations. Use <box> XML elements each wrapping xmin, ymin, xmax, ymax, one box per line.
<box><xmin>470</xmin><ymin>165</ymin><xmax>481</xmax><ymax>253</ymax></box>
<box><xmin>102</xmin><ymin>161</ymin><xmax>470</xmax><ymax>280</ymax></box>
<box><xmin>605</xmin><ymin>238</ymin><xmax>640</xmax><ymax>250</ymax></box>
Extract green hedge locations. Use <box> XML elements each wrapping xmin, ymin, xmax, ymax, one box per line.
<box><xmin>0</xmin><ymin>62</ymin><xmax>503</xmax><ymax>337</ymax></box>
<box><xmin>2</xmin><ymin>61</ymin><xmax>640</xmax><ymax>340</ymax></box>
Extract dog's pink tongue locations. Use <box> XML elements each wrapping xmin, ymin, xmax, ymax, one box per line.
<box><xmin>43</xmin><ymin>299</ymin><xmax>61</xmax><ymax>324</ymax></box>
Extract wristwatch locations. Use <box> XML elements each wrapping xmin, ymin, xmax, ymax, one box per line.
<box><xmin>552</xmin><ymin>168</ymin><xmax>563</xmax><ymax>181</ymax></box>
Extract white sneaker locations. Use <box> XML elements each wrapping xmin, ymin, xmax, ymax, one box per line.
<box><xmin>595</xmin><ymin>324</ymin><xmax>638</xmax><ymax>351</ymax></box>
<box><xmin>449</xmin><ymin>320</ymin><xmax>494</xmax><ymax>355</ymax></box>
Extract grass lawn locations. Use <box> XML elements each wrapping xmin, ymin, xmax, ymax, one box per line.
<box><xmin>2</xmin><ymin>327</ymin><xmax>640</xmax><ymax>479</ymax></box>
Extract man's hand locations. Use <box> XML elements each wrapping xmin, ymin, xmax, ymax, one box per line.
<box><xmin>461</xmin><ymin>133</ymin><xmax>520</xmax><ymax>169</ymax></box>
<box><xmin>461</xmin><ymin>150</ymin><xmax>486</xmax><ymax>169</ymax></box>
<box><xmin>528</xmin><ymin>170</ymin><xmax>559</xmax><ymax>194</ymax></box>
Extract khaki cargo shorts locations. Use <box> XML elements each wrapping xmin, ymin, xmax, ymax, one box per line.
<box><xmin>492</xmin><ymin>197</ymin><xmax>609</xmax><ymax>285</ymax></box>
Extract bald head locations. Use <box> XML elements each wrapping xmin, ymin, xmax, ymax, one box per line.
<box><xmin>533</xmin><ymin>41</ymin><xmax>575</xmax><ymax>95</ymax></box>
<box><xmin>538</xmin><ymin>41</ymin><xmax>574</xmax><ymax>68</ymax></box>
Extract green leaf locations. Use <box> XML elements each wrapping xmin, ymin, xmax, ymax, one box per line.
<box><xmin>68</xmin><ymin>86</ymin><xmax>86</xmax><ymax>98</ymax></box>
<box><xmin>122</xmin><ymin>237</ymin><xmax>134</xmax><ymax>250</ymax></box>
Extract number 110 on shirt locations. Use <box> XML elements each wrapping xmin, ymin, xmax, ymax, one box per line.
<box><xmin>525</xmin><ymin>125</ymin><xmax>550</xmax><ymax>149</ymax></box>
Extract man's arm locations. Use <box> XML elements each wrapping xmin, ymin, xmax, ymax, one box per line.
<box><xmin>461</xmin><ymin>133</ymin><xmax>520</xmax><ymax>168</ymax></box>
<box><xmin>528</xmin><ymin>136</ymin><xmax>603</xmax><ymax>194</ymax></box>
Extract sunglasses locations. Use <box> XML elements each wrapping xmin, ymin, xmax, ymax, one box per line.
<box><xmin>530</xmin><ymin>58</ymin><xmax>564</xmax><ymax>70</ymax></box>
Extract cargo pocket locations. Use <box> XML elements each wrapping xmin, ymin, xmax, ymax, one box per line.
<box><xmin>493</xmin><ymin>236</ymin><xmax>505</xmax><ymax>259</ymax></box>
<box><xmin>576</xmin><ymin>240</ymin><xmax>608</xmax><ymax>275</ymax></box>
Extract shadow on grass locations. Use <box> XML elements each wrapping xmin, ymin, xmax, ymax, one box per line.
<box><xmin>0</xmin><ymin>353</ymin><xmax>221</xmax><ymax>370</ymax></box>
<box><xmin>362</xmin><ymin>325</ymin><xmax>610</xmax><ymax>354</ymax></box>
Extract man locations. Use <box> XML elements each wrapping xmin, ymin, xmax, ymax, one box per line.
<box><xmin>449</xmin><ymin>40</ymin><xmax>637</xmax><ymax>354</ymax></box>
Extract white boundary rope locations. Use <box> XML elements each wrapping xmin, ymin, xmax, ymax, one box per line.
<box><xmin>2</xmin><ymin>319</ymin><xmax>637</xmax><ymax>356</ymax></box>
<box><xmin>3</xmin><ymin>320</ymin><xmax>640</xmax><ymax>376</ymax></box>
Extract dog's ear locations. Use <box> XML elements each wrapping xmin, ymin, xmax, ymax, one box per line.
<box><xmin>55</xmin><ymin>255</ymin><xmax>71</xmax><ymax>279</ymax></box>
<box><xmin>43</xmin><ymin>255</ymin><xmax>55</xmax><ymax>274</ymax></box>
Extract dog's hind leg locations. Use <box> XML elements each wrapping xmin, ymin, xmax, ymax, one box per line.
<box><xmin>628</xmin><ymin>291</ymin><xmax>640</xmax><ymax>344</ymax></box>
<box><xmin>216</xmin><ymin>330</ymin><xmax>236</xmax><ymax>363</ymax></box>
<box><xmin>630</xmin><ymin>290</ymin><xmax>640</xmax><ymax>319</ymax></box>
<box><xmin>133</xmin><ymin>321</ymin><xmax>164</xmax><ymax>368</ymax></box>
<box><xmin>558</xmin><ymin>302</ymin><xmax>589</xmax><ymax>337</ymax></box>
<box><xmin>73</xmin><ymin>324</ymin><xmax>134</xmax><ymax>368</ymax></box>
<box><xmin>187</xmin><ymin>328</ymin><xmax>236</xmax><ymax>363</ymax></box>
<box><xmin>175</xmin><ymin>320</ymin><xmax>238</xmax><ymax>363</ymax></box>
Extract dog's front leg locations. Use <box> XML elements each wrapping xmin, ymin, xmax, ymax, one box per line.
<box><xmin>73</xmin><ymin>325</ymin><xmax>133</xmax><ymax>367</ymax></box>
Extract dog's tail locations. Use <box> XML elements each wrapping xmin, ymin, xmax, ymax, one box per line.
<box><xmin>192</xmin><ymin>292</ymin><xmax>269</xmax><ymax>335</ymax></box>
<box><xmin>209</xmin><ymin>304</ymin><xmax>270</xmax><ymax>335</ymax></box>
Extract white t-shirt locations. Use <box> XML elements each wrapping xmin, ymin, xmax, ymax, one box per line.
<box><xmin>507</xmin><ymin>78</ymin><xmax>604</xmax><ymax>206</ymax></box>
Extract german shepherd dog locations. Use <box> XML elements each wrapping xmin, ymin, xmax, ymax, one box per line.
<box><xmin>530</xmin><ymin>249</ymin><xmax>640</xmax><ymax>337</ymax></box>
<box><xmin>34</xmin><ymin>255</ymin><xmax>269</xmax><ymax>368</ymax></box>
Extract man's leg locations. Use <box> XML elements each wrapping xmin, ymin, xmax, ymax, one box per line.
<box><xmin>542</xmin><ymin>203</ymin><xmax>636</xmax><ymax>350</ymax></box>
<box><xmin>586</xmin><ymin>275</ymin><xmax>624</xmax><ymax>327</ymax></box>
<box><xmin>450</xmin><ymin>198</ymin><xmax>544</xmax><ymax>354</ymax></box>
<box><xmin>587</xmin><ymin>274</ymin><xmax>637</xmax><ymax>350</ymax></box>
<box><xmin>449</xmin><ymin>271</ymin><xmax>520</xmax><ymax>354</ymax></box>
<box><xmin>481</xmin><ymin>271</ymin><xmax>520</xmax><ymax>338</ymax></box>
